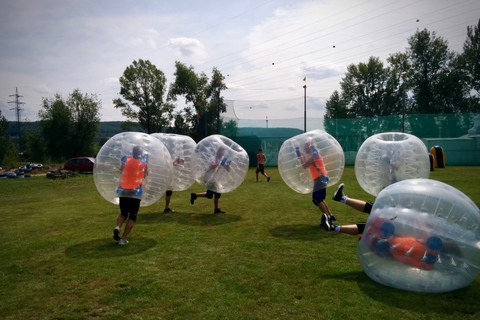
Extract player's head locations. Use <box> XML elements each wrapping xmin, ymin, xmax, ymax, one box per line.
<box><xmin>304</xmin><ymin>139</ymin><xmax>315</xmax><ymax>154</ymax></box>
<box><xmin>217</xmin><ymin>147</ymin><xmax>225</xmax><ymax>157</ymax></box>
<box><xmin>132</xmin><ymin>146</ymin><xmax>143</xmax><ymax>159</ymax></box>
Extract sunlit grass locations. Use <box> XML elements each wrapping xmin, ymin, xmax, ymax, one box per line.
<box><xmin>1</xmin><ymin>166</ymin><xmax>479</xmax><ymax>319</ymax></box>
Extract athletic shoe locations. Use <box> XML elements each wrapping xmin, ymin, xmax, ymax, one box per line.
<box><xmin>214</xmin><ymin>208</ymin><xmax>225</xmax><ymax>214</ymax></box>
<box><xmin>164</xmin><ymin>208</ymin><xmax>174</xmax><ymax>213</ymax></box>
<box><xmin>267</xmin><ymin>177</ymin><xmax>270</xmax><ymax>182</ymax></box>
<box><xmin>118</xmin><ymin>239</ymin><xmax>129</xmax><ymax>245</ymax></box>
<box><xmin>332</xmin><ymin>183</ymin><xmax>345</xmax><ymax>202</ymax></box>
<box><xmin>113</xmin><ymin>227</ymin><xmax>120</xmax><ymax>241</ymax></box>
<box><xmin>190</xmin><ymin>193</ymin><xmax>197</xmax><ymax>205</ymax></box>
<box><xmin>320</xmin><ymin>213</ymin><xmax>335</xmax><ymax>231</ymax></box>
<box><xmin>328</xmin><ymin>214</ymin><xmax>337</xmax><ymax>224</ymax></box>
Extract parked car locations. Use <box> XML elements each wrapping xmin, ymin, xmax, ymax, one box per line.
<box><xmin>64</xmin><ymin>157</ymin><xmax>95</xmax><ymax>172</ymax></box>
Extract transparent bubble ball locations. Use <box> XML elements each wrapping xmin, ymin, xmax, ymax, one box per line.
<box><xmin>151</xmin><ymin>133</ymin><xmax>196</xmax><ymax>191</ymax></box>
<box><xmin>192</xmin><ymin>135</ymin><xmax>249</xmax><ymax>193</ymax></box>
<box><xmin>355</xmin><ymin>132</ymin><xmax>430</xmax><ymax>196</ymax></box>
<box><xmin>93</xmin><ymin>132</ymin><xmax>172</xmax><ymax>206</ymax></box>
<box><xmin>357</xmin><ymin>178</ymin><xmax>480</xmax><ymax>293</ymax></box>
<box><xmin>278</xmin><ymin>129</ymin><xmax>345</xmax><ymax>194</ymax></box>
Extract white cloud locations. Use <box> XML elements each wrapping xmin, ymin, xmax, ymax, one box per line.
<box><xmin>169</xmin><ymin>37</ymin><xmax>207</xmax><ymax>62</ymax></box>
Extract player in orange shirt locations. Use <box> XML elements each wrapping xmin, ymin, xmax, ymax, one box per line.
<box><xmin>113</xmin><ymin>146</ymin><xmax>148</xmax><ymax>245</ymax></box>
<box><xmin>296</xmin><ymin>139</ymin><xmax>336</xmax><ymax>229</ymax></box>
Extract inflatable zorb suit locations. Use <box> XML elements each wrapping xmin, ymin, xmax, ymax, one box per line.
<box><xmin>192</xmin><ymin>135</ymin><xmax>249</xmax><ymax>193</ymax></box>
<box><xmin>358</xmin><ymin>179</ymin><xmax>480</xmax><ymax>293</ymax></box>
<box><xmin>94</xmin><ymin>132</ymin><xmax>173</xmax><ymax>206</ymax></box>
<box><xmin>278</xmin><ymin>130</ymin><xmax>344</xmax><ymax>194</ymax></box>
<box><xmin>151</xmin><ymin>133</ymin><xmax>196</xmax><ymax>191</ymax></box>
<box><xmin>355</xmin><ymin>132</ymin><xmax>430</xmax><ymax>196</ymax></box>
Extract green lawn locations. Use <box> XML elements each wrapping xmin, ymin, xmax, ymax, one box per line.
<box><xmin>1</xmin><ymin>166</ymin><xmax>479</xmax><ymax>320</ymax></box>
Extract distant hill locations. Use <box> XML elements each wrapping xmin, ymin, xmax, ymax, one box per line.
<box><xmin>7</xmin><ymin>121</ymin><xmax>143</xmax><ymax>143</ymax></box>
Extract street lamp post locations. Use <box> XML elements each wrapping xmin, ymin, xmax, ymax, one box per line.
<box><xmin>303</xmin><ymin>84</ymin><xmax>307</xmax><ymax>133</ymax></box>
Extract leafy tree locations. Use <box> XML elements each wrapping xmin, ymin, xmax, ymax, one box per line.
<box><xmin>219</xmin><ymin>119</ymin><xmax>239</xmax><ymax>138</ymax></box>
<box><xmin>0</xmin><ymin>110</ymin><xmax>11</xmax><ymax>166</ymax></box>
<box><xmin>113</xmin><ymin>59</ymin><xmax>174</xmax><ymax>134</ymax></box>
<box><xmin>407</xmin><ymin>29</ymin><xmax>465</xmax><ymax>114</ymax></box>
<box><xmin>39</xmin><ymin>89</ymin><xmax>101</xmax><ymax>161</ymax></box>
<box><xmin>461</xmin><ymin>19</ymin><xmax>480</xmax><ymax>94</ymax></box>
<box><xmin>168</xmin><ymin>61</ymin><xmax>227</xmax><ymax>140</ymax></box>
<box><xmin>24</xmin><ymin>131</ymin><xmax>47</xmax><ymax>163</ymax></box>
<box><xmin>338</xmin><ymin>57</ymin><xmax>398</xmax><ymax>117</ymax></box>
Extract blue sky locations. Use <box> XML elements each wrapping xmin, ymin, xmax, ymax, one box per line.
<box><xmin>1</xmin><ymin>0</ymin><xmax>479</xmax><ymax>126</ymax></box>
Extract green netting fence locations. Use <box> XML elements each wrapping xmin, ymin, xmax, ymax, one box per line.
<box><xmin>220</xmin><ymin>113</ymin><xmax>480</xmax><ymax>166</ymax></box>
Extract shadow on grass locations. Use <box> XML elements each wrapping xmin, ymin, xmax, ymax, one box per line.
<box><xmin>269</xmin><ymin>224</ymin><xmax>333</xmax><ymax>241</ymax></box>
<box><xmin>324</xmin><ymin>270</ymin><xmax>480</xmax><ymax>316</ymax></box>
<box><xmin>65</xmin><ymin>237</ymin><xmax>157</xmax><ymax>259</ymax></box>
<box><xmin>137</xmin><ymin>211</ymin><xmax>242</xmax><ymax>227</ymax></box>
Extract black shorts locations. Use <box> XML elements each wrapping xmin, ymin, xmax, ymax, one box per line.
<box><xmin>256</xmin><ymin>164</ymin><xmax>265</xmax><ymax>174</ymax></box>
<box><xmin>119</xmin><ymin>197</ymin><xmax>141</xmax><ymax>222</ymax></box>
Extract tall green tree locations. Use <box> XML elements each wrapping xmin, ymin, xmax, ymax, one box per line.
<box><xmin>39</xmin><ymin>89</ymin><xmax>101</xmax><ymax>161</ymax></box>
<box><xmin>338</xmin><ymin>57</ymin><xmax>398</xmax><ymax>117</ymax></box>
<box><xmin>168</xmin><ymin>61</ymin><xmax>227</xmax><ymax>140</ymax></box>
<box><xmin>461</xmin><ymin>19</ymin><xmax>480</xmax><ymax>95</ymax></box>
<box><xmin>113</xmin><ymin>59</ymin><xmax>174</xmax><ymax>134</ymax></box>
<box><xmin>407</xmin><ymin>29</ymin><xmax>465</xmax><ymax>114</ymax></box>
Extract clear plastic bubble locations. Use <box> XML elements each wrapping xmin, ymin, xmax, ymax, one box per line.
<box><xmin>192</xmin><ymin>135</ymin><xmax>249</xmax><ymax>193</ymax></box>
<box><xmin>355</xmin><ymin>132</ymin><xmax>430</xmax><ymax>196</ymax></box>
<box><xmin>151</xmin><ymin>133</ymin><xmax>196</xmax><ymax>191</ymax></box>
<box><xmin>93</xmin><ymin>132</ymin><xmax>172</xmax><ymax>206</ymax></box>
<box><xmin>278</xmin><ymin>129</ymin><xmax>345</xmax><ymax>194</ymax></box>
<box><xmin>357</xmin><ymin>178</ymin><xmax>480</xmax><ymax>293</ymax></box>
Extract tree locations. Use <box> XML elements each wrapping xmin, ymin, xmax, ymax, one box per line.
<box><xmin>39</xmin><ymin>89</ymin><xmax>101</xmax><ymax>161</ymax></box>
<box><xmin>0</xmin><ymin>110</ymin><xmax>12</xmax><ymax>166</ymax></box>
<box><xmin>338</xmin><ymin>57</ymin><xmax>398</xmax><ymax>118</ymax></box>
<box><xmin>168</xmin><ymin>61</ymin><xmax>228</xmax><ymax>141</ymax></box>
<box><xmin>407</xmin><ymin>29</ymin><xmax>464</xmax><ymax>114</ymax></box>
<box><xmin>24</xmin><ymin>131</ymin><xmax>47</xmax><ymax>163</ymax></box>
<box><xmin>113</xmin><ymin>59</ymin><xmax>174</xmax><ymax>134</ymax></box>
<box><xmin>461</xmin><ymin>19</ymin><xmax>480</xmax><ymax>95</ymax></box>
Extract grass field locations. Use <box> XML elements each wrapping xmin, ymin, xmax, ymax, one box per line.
<box><xmin>1</xmin><ymin>166</ymin><xmax>480</xmax><ymax>320</ymax></box>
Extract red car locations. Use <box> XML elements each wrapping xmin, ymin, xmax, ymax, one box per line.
<box><xmin>64</xmin><ymin>157</ymin><xmax>95</xmax><ymax>172</ymax></box>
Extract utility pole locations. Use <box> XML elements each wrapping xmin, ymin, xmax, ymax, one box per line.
<box><xmin>303</xmin><ymin>83</ymin><xmax>307</xmax><ymax>133</ymax></box>
<box><xmin>8</xmin><ymin>87</ymin><xmax>25</xmax><ymax>150</ymax></box>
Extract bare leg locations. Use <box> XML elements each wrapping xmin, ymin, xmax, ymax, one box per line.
<box><xmin>116</xmin><ymin>214</ymin><xmax>126</xmax><ymax>228</ymax></box>
<box><xmin>345</xmin><ymin>198</ymin><xmax>368</xmax><ymax>212</ymax></box>
<box><xmin>318</xmin><ymin>201</ymin><xmax>333</xmax><ymax>216</ymax></box>
<box><xmin>214</xmin><ymin>197</ymin><xmax>219</xmax><ymax>210</ymax></box>
<box><xmin>165</xmin><ymin>195</ymin><xmax>171</xmax><ymax>210</ymax></box>
<box><xmin>337</xmin><ymin>224</ymin><xmax>360</xmax><ymax>235</ymax></box>
<box><xmin>121</xmin><ymin>220</ymin><xmax>135</xmax><ymax>239</ymax></box>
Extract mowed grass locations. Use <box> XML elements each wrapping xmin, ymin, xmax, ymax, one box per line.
<box><xmin>1</xmin><ymin>166</ymin><xmax>480</xmax><ymax>320</ymax></box>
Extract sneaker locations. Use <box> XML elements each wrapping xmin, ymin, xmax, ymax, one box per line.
<box><xmin>190</xmin><ymin>193</ymin><xmax>197</xmax><ymax>205</ymax></box>
<box><xmin>113</xmin><ymin>227</ymin><xmax>120</xmax><ymax>241</ymax></box>
<box><xmin>320</xmin><ymin>213</ymin><xmax>335</xmax><ymax>231</ymax></box>
<box><xmin>328</xmin><ymin>214</ymin><xmax>337</xmax><ymax>224</ymax></box>
<box><xmin>332</xmin><ymin>183</ymin><xmax>345</xmax><ymax>202</ymax></box>
<box><xmin>267</xmin><ymin>177</ymin><xmax>270</xmax><ymax>182</ymax></box>
<box><xmin>214</xmin><ymin>208</ymin><xmax>225</xmax><ymax>214</ymax></box>
<box><xmin>164</xmin><ymin>208</ymin><xmax>174</xmax><ymax>213</ymax></box>
<box><xmin>118</xmin><ymin>239</ymin><xmax>129</xmax><ymax>245</ymax></box>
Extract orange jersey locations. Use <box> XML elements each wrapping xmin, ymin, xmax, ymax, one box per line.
<box><xmin>389</xmin><ymin>237</ymin><xmax>437</xmax><ymax>270</ymax></box>
<box><xmin>309</xmin><ymin>153</ymin><xmax>327</xmax><ymax>179</ymax></box>
<box><xmin>120</xmin><ymin>158</ymin><xmax>147</xmax><ymax>189</ymax></box>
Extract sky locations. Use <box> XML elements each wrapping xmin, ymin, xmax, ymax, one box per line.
<box><xmin>1</xmin><ymin>0</ymin><xmax>479</xmax><ymax>128</ymax></box>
